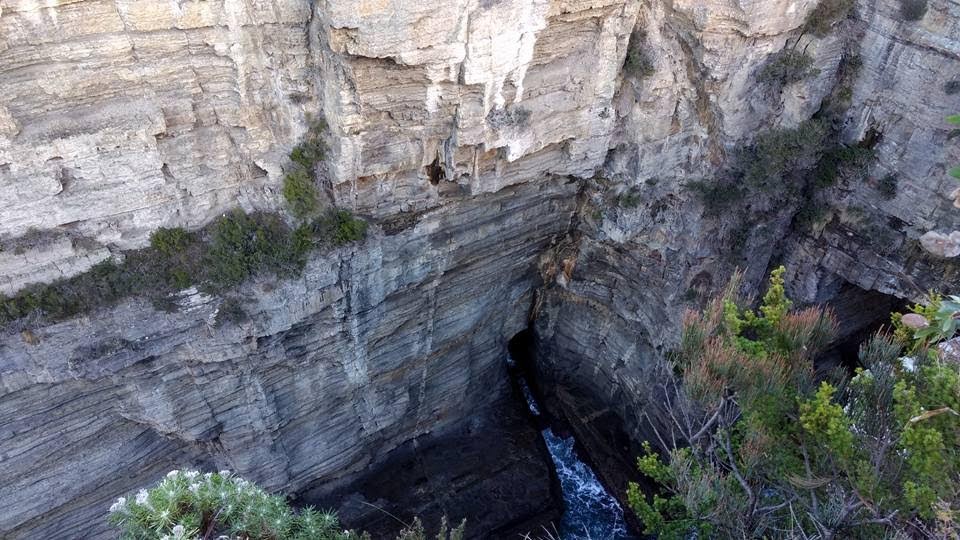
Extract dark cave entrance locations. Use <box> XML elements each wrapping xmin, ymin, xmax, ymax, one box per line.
<box><xmin>816</xmin><ymin>283</ymin><xmax>909</xmax><ymax>373</ymax></box>
<box><xmin>425</xmin><ymin>156</ymin><xmax>445</xmax><ymax>186</ymax></box>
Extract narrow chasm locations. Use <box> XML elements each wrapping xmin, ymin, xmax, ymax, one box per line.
<box><xmin>507</xmin><ymin>331</ymin><xmax>638</xmax><ymax>540</ymax></box>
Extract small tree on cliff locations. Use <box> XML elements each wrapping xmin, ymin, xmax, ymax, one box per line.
<box><xmin>628</xmin><ymin>267</ymin><xmax>960</xmax><ymax>539</ymax></box>
<box><xmin>108</xmin><ymin>470</ymin><xmax>465</xmax><ymax>540</ymax></box>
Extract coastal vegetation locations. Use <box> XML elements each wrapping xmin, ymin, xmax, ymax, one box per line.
<box><xmin>0</xmin><ymin>208</ymin><xmax>366</xmax><ymax>327</ymax></box>
<box><xmin>0</xmin><ymin>117</ymin><xmax>366</xmax><ymax>329</ymax></box>
<box><xmin>108</xmin><ymin>470</ymin><xmax>465</xmax><ymax>540</ymax></box>
<box><xmin>628</xmin><ymin>268</ymin><xmax>960</xmax><ymax>539</ymax></box>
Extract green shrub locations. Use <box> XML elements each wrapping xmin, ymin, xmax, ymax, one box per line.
<box><xmin>804</xmin><ymin>0</ymin><xmax>855</xmax><ymax>36</ymax></box>
<box><xmin>290</xmin><ymin>140</ymin><xmax>325</xmax><ymax>172</ymax></box>
<box><xmin>168</xmin><ymin>268</ymin><xmax>192</xmax><ymax>290</ymax></box>
<box><xmin>149</xmin><ymin>227</ymin><xmax>191</xmax><ymax>256</ymax></box>
<box><xmin>628</xmin><ymin>269</ymin><xmax>960</xmax><ymax>538</ymax></box>
<box><xmin>900</xmin><ymin>0</ymin><xmax>928</xmax><ymax>20</ymax></box>
<box><xmin>794</xmin><ymin>198</ymin><xmax>830</xmax><ymax>228</ymax></box>
<box><xmin>108</xmin><ymin>470</ymin><xmax>464</xmax><ymax>540</ymax></box>
<box><xmin>877</xmin><ymin>174</ymin><xmax>899</xmax><ymax>200</ymax></box>
<box><xmin>290</xmin><ymin>119</ymin><xmax>328</xmax><ymax>170</ymax></box>
<box><xmin>810</xmin><ymin>144</ymin><xmax>874</xmax><ymax>188</ymax></box>
<box><xmin>206</xmin><ymin>211</ymin><xmax>301</xmax><ymax>288</ymax></box>
<box><xmin>687</xmin><ymin>180</ymin><xmax>744</xmax><ymax>215</ymax></box>
<box><xmin>283</xmin><ymin>118</ymin><xmax>328</xmax><ymax>219</ymax></box>
<box><xmin>334</xmin><ymin>216</ymin><xmax>368</xmax><ymax>245</ymax></box>
<box><xmin>624</xmin><ymin>31</ymin><xmax>655</xmax><ymax>79</ymax></box>
<box><xmin>0</xmin><ymin>258</ymin><xmax>149</xmax><ymax>325</ymax></box>
<box><xmin>757</xmin><ymin>49</ymin><xmax>818</xmax><ymax>90</ymax></box>
<box><xmin>1</xmin><ymin>205</ymin><xmax>366</xmax><ymax>328</ymax></box>
<box><xmin>283</xmin><ymin>169</ymin><xmax>320</xmax><ymax>219</ymax></box>
<box><xmin>739</xmin><ymin>118</ymin><xmax>829</xmax><ymax>192</ymax></box>
<box><xmin>308</xmin><ymin>209</ymin><xmax>368</xmax><ymax>246</ymax></box>
<box><xmin>843</xmin><ymin>53</ymin><xmax>864</xmax><ymax>75</ymax></box>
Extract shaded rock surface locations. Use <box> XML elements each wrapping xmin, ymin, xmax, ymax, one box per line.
<box><xmin>317</xmin><ymin>398</ymin><xmax>562</xmax><ymax>539</ymax></box>
<box><xmin>0</xmin><ymin>180</ymin><xmax>575</xmax><ymax>538</ymax></box>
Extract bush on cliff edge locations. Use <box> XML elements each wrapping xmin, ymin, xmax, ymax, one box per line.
<box><xmin>628</xmin><ymin>267</ymin><xmax>960</xmax><ymax>539</ymax></box>
<box><xmin>108</xmin><ymin>470</ymin><xmax>465</xmax><ymax>540</ymax></box>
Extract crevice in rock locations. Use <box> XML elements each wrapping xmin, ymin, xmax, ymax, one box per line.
<box><xmin>508</xmin><ymin>328</ymin><xmax>644</xmax><ymax>538</ymax></box>
<box><xmin>425</xmin><ymin>156</ymin><xmax>445</xmax><ymax>186</ymax></box>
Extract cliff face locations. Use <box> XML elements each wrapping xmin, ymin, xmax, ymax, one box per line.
<box><xmin>532</xmin><ymin>0</ymin><xmax>960</xmax><ymax>509</ymax></box>
<box><xmin>2</xmin><ymin>0</ymin><xmax>960</xmax><ymax>537</ymax></box>
<box><xmin>1</xmin><ymin>179</ymin><xmax>575</xmax><ymax>538</ymax></box>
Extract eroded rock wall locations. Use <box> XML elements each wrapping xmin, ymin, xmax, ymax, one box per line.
<box><xmin>3</xmin><ymin>0</ymin><xmax>960</xmax><ymax>537</ymax></box>
<box><xmin>317</xmin><ymin>0</ymin><xmax>640</xmax><ymax>212</ymax></box>
<box><xmin>531</xmin><ymin>0</ymin><xmax>960</xmax><ymax>506</ymax></box>
<box><xmin>0</xmin><ymin>0</ymin><xmax>637</xmax><ymax>536</ymax></box>
<box><xmin>1</xmin><ymin>179</ymin><xmax>575</xmax><ymax>538</ymax></box>
<box><xmin>0</xmin><ymin>0</ymin><xmax>324</xmax><ymax>294</ymax></box>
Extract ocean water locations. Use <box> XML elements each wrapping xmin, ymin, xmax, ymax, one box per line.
<box><xmin>541</xmin><ymin>428</ymin><xmax>635</xmax><ymax>540</ymax></box>
<box><xmin>510</xmin><ymin>356</ymin><xmax>636</xmax><ymax>540</ymax></box>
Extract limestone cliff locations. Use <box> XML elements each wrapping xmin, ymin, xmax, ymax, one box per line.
<box><xmin>1</xmin><ymin>0</ymin><xmax>959</xmax><ymax>538</ymax></box>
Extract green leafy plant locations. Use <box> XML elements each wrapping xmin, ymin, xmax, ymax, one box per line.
<box><xmin>628</xmin><ymin>268</ymin><xmax>960</xmax><ymax>538</ymax></box>
<box><xmin>283</xmin><ymin>168</ymin><xmax>320</xmax><ymax>219</ymax></box>
<box><xmin>911</xmin><ymin>295</ymin><xmax>960</xmax><ymax>345</ymax></box>
<box><xmin>803</xmin><ymin>0</ymin><xmax>855</xmax><ymax>37</ymax></box>
<box><xmin>687</xmin><ymin>179</ymin><xmax>744</xmax><ymax>214</ymax></box>
<box><xmin>306</xmin><ymin>209</ymin><xmax>369</xmax><ymax>246</ymax></box>
<box><xmin>1</xmin><ymin>207</ymin><xmax>367</xmax><ymax>328</ymax></box>
<box><xmin>206</xmin><ymin>211</ymin><xmax>298</xmax><ymax>288</ymax></box>
<box><xmin>290</xmin><ymin>118</ymin><xmax>328</xmax><ymax>171</ymax></box>
<box><xmin>892</xmin><ymin>293</ymin><xmax>943</xmax><ymax>347</ymax></box>
<box><xmin>108</xmin><ymin>470</ymin><xmax>465</xmax><ymax>540</ymax></box>
<box><xmin>150</xmin><ymin>227</ymin><xmax>192</xmax><ymax>256</ymax></box>
<box><xmin>283</xmin><ymin>118</ymin><xmax>327</xmax><ymax>219</ymax></box>
<box><xmin>739</xmin><ymin>119</ymin><xmax>830</xmax><ymax>192</ymax></box>
<box><xmin>757</xmin><ymin>49</ymin><xmax>819</xmax><ymax>91</ymax></box>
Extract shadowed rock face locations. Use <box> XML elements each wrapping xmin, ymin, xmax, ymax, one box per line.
<box><xmin>2</xmin><ymin>0</ymin><xmax>960</xmax><ymax>537</ymax></box>
<box><xmin>0</xmin><ymin>180</ymin><xmax>576</xmax><ymax>539</ymax></box>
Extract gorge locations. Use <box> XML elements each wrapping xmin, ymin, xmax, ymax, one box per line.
<box><xmin>1</xmin><ymin>0</ymin><xmax>960</xmax><ymax>538</ymax></box>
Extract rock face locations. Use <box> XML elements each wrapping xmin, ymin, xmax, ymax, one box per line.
<box><xmin>531</xmin><ymin>0</ymin><xmax>960</xmax><ymax>511</ymax></box>
<box><xmin>1</xmin><ymin>0</ymin><xmax>316</xmax><ymax>293</ymax></box>
<box><xmin>0</xmin><ymin>179</ymin><xmax>575</xmax><ymax>538</ymax></box>
<box><xmin>2</xmin><ymin>0</ymin><xmax>960</xmax><ymax>538</ymax></box>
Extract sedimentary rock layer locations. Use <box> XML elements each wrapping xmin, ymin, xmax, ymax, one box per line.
<box><xmin>0</xmin><ymin>179</ymin><xmax>575</xmax><ymax>538</ymax></box>
<box><xmin>3</xmin><ymin>0</ymin><xmax>960</xmax><ymax>537</ymax></box>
